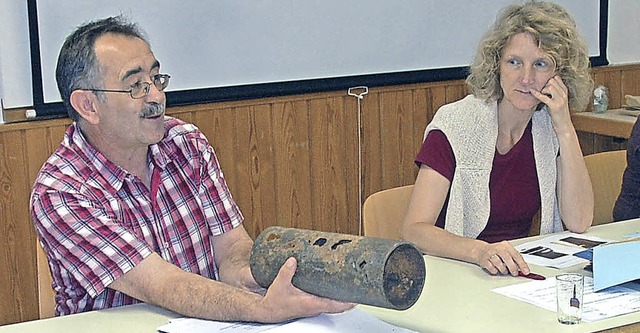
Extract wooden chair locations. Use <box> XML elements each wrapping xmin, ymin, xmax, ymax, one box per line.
<box><xmin>584</xmin><ymin>150</ymin><xmax>627</xmax><ymax>226</ymax></box>
<box><xmin>36</xmin><ymin>240</ymin><xmax>56</xmax><ymax>319</ymax></box>
<box><xmin>362</xmin><ymin>185</ymin><xmax>414</xmax><ymax>240</ymax></box>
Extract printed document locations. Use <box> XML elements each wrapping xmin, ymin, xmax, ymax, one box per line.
<box><xmin>514</xmin><ymin>233</ymin><xmax>610</xmax><ymax>269</ymax></box>
<box><xmin>492</xmin><ymin>276</ymin><xmax>640</xmax><ymax>322</ymax></box>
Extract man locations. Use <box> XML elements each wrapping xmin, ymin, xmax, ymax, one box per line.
<box><xmin>30</xmin><ymin>16</ymin><xmax>352</xmax><ymax>323</ymax></box>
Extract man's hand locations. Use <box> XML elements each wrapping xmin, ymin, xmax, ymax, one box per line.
<box><xmin>257</xmin><ymin>257</ymin><xmax>355</xmax><ymax>323</ymax></box>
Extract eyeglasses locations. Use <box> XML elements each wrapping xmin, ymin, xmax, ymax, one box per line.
<box><xmin>80</xmin><ymin>74</ymin><xmax>171</xmax><ymax>99</ymax></box>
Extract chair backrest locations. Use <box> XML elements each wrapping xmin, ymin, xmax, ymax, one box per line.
<box><xmin>362</xmin><ymin>185</ymin><xmax>414</xmax><ymax>240</ymax></box>
<box><xmin>36</xmin><ymin>240</ymin><xmax>56</xmax><ymax>319</ymax></box>
<box><xmin>584</xmin><ymin>150</ymin><xmax>627</xmax><ymax>226</ymax></box>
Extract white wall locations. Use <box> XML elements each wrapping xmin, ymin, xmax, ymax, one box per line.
<box><xmin>0</xmin><ymin>1</ymin><xmax>638</xmax><ymax>121</ymax></box>
<box><xmin>32</xmin><ymin>0</ymin><xmax>602</xmax><ymax>107</ymax></box>
<box><xmin>608</xmin><ymin>0</ymin><xmax>640</xmax><ymax>65</ymax></box>
<box><xmin>0</xmin><ymin>0</ymin><xmax>32</xmax><ymax>120</ymax></box>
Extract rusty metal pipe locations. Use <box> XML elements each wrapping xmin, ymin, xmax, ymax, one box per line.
<box><xmin>250</xmin><ymin>226</ymin><xmax>425</xmax><ymax>310</ymax></box>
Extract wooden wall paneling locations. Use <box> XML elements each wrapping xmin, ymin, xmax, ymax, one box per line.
<box><xmin>232</xmin><ymin>104</ymin><xmax>277</xmax><ymax>239</ymax></box>
<box><xmin>361</xmin><ymin>90</ymin><xmax>383</xmax><ymax>200</ymax></box>
<box><xmin>197</xmin><ymin>106</ymin><xmax>238</xmax><ymax>185</ymax></box>
<box><xmin>24</xmin><ymin>128</ymin><xmax>50</xmax><ymax>191</ymax></box>
<box><xmin>30</xmin><ymin>123</ymin><xmax>69</xmax><ymax>321</ymax></box>
<box><xmin>43</xmin><ymin>124</ymin><xmax>69</xmax><ymax>316</ymax></box>
<box><xmin>621</xmin><ymin>68</ymin><xmax>640</xmax><ymax>98</ymax></box>
<box><xmin>24</xmin><ymin>127</ymin><xmax>54</xmax><ymax>319</ymax></box>
<box><xmin>378</xmin><ymin>90</ymin><xmax>401</xmax><ymax>189</ymax></box>
<box><xmin>194</xmin><ymin>107</ymin><xmax>231</xmax><ymax>180</ymax></box>
<box><xmin>593</xmin><ymin>69</ymin><xmax>623</xmax><ymax>109</ymax></box>
<box><xmin>194</xmin><ymin>106</ymin><xmax>250</xmax><ymax>232</ymax></box>
<box><xmin>338</xmin><ymin>95</ymin><xmax>357</xmax><ymax>232</ymax></box>
<box><xmin>398</xmin><ymin>90</ymin><xmax>421</xmax><ymax>187</ymax></box>
<box><xmin>444</xmin><ymin>81</ymin><xmax>467</xmax><ymax>104</ymax></box>
<box><xmin>272</xmin><ymin>100</ymin><xmax>314</xmax><ymax>231</ymax></box>
<box><xmin>221</xmin><ymin>104</ymin><xmax>254</xmax><ymax>236</ymax></box>
<box><xmin>0</xmin><ymin>131</ymin><xmax>14</xmax><ymax>324</ymax></box>
<box><xmin>172</xmin><ymin>110</ymin><xmax>195</xmax><ymax>125</ymax></box>
<box><xmin>411</xmin><ymin>87</ymin><xmax>430</xmax><ymax>180</ymax></box>
<box><xmin>0</xmin><ymin>130</ymin><xmax>39</xmax><ymax>325</ymax></box>
<box><xmin>428</xmin><ymin>85</ymin><xmax>448</xmax><ymax>121</ymax></box>
<box><xmin>378</xmin><ymin>90</ymin><xmax>411</xmax><ymax>190</ymax></box>
<box><xmin>342</xmin><ymin>96</ymin><xmax>361</xmax><ymax>235</ymax></box>
<box><xmin>308</xmin><ymin>97</ymin><xmax>353</xmax><ymax>234</ymax></box>
<box><xmin>401</xmin><ymin>89</ymin><xmax>420</xmax><ymax>186</ymax></box>
<box><xmin>47</xmin><ymin>125</ymin><xmax>70</xmax><ymax>153</ymax></box>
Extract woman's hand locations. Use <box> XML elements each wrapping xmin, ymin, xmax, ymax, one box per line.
<box><xmin>530</xmin><ymin>75</ymin><xmax>573</xmax><ymax>134</ymax></box>
<box><xmin>475</xmin><ymin>241</ymin><xmax>530</xmax><ymax>276</ymax></box>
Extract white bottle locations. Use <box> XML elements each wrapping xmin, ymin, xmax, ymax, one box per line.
<box><xmin>593</xmin><ymin>86</ymin><xmax>608</xmax><ymax>113</ymax></box>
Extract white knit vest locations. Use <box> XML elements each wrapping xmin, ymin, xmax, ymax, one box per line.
<box><xmin>424</xmin><ymin>95</ymin><xmax>564</xmax><ymax>238</ymax></box>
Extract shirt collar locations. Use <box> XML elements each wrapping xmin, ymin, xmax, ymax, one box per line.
<box><xmin>66</xmin><ymin>120</ymin><xmax>174</xmax><ymax>191</ymax></box>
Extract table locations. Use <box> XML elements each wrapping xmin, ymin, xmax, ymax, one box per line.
<box><xmin>1</xmin><ymin>220</ymin><xmax>639</xmax><ymax>333</ymax></box>
<box><xmin>365</xmin><ymin>218</ymin><xmax>640</xmax><ymax>332</ymax></box>
<box><xmin>571</xmin><ymin>108</ymin><xmax>637</xmax><ymax>139</ymax></box>
<box><xmin>0</xmin><ymin>303</ymin><xmax>178</xmax><ymax>332</ymax></box>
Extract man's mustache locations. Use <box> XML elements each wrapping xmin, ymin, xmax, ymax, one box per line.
<box><xmin>140</xmin><ymin>103</ymin><xmax>165</xmax><ymax>118</ymax></box>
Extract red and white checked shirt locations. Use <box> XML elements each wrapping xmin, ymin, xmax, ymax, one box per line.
<box><xmin>30</xmin><ymin>116</ymin><xmax>243</xmax><ymax>315</ymax></box>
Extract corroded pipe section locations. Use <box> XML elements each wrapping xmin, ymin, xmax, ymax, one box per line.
<box><xmin>250</xmin><ymin>226</ymin><xmax>425</xmax><ymax>310</ymax></box>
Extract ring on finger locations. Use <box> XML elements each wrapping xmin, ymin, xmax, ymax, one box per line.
<box><xmin>489</xmin><ymin>253</ymin><xmax>499</xmax><ymax>260</ymax></box>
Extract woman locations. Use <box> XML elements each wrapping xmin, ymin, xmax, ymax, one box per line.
<box><xmin>402</xmin><ymin>1</ymin><xmax>594</xmax><ymax>276</ymax></box>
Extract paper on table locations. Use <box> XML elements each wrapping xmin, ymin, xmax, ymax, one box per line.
<box><xmin>514</xmin><ymin>233</ymin><xmax>610</xmax><ymax>269</ymax></box>
<box><xmin>157</xmin><ymin>308</ymin><xmax>417</xmax><ymax>333</ymax></box>
<box><xmin>270</xmin><ymin>308</ymin><xmax>417</xmax><ymax>332</ymax></box>
<box><xmin>492</xmin><ymin>276</ymin><xmax>640</xmax><ymax>322</ymax></box>
<box><xmin>157</xmin><ymin>318</ymin><xmax>278</xmax><ymax>333</ymax></box>
<box><xmin>593</xmin><ymin>238</ymin><xmax>640</xmax><ymax>291</ymax></box>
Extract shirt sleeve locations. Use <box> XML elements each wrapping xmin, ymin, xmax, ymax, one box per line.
<box><xmin>192</xmin><ymin>133</ymin><xmax>244</xmax><ymax>236</ymax></box>
<box><xmin>415</xmin><ymin>130</ymin><xmax>456</xmax><ymax>181</ymax></box>
<box><xmin>31</xmin><ymin>190</ymin><xmax>152</xmax><ymax>298</ymax></box>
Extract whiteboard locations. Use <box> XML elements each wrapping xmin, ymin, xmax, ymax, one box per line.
<box><xmin>28</xmin><ymin>0</ymin><xmax>606</xmax><ymax>117</ymax></box>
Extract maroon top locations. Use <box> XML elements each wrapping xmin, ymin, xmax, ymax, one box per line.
<box><xmin>415</xmin><ymin>122</ymin><xmax>540</xmax><ymax>243</ymax></box>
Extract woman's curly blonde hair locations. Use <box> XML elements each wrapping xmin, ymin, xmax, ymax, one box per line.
<box><xmin>466</xmin><ymin>1</ymin><xmax>594</xmax><ymax>112</ymax></box>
